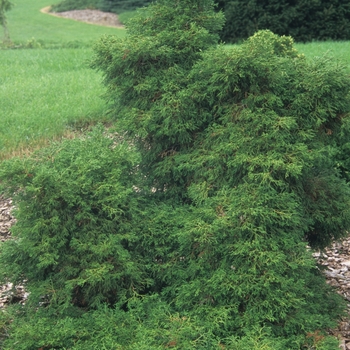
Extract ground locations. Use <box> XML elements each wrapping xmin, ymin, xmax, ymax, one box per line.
<box><xmin>40</xmin><ymin>7</ymin><xmax>125</xmax><ymax>28</ymax></box>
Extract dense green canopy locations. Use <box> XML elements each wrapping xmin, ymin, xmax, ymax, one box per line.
<box><xmin>216</xmin><ymin>0</ymin><xmax>350</xmax><ymax>42</ymax></box>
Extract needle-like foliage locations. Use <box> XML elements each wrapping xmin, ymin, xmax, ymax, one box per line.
<box><xmin>1</xmin><ymin>0</ymin><xmax>350</xmax><ymax>348</ymax></box>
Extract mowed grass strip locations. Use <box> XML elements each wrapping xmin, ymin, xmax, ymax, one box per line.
<box><xmin>6</xmin><ymin>0</ymin><xmax>126</xmax><ymax>44</ymax></box>
<box><xmin>0</xmin><ymin>48</ymin><xmax>110</xmax><ymax>159</ymax></box>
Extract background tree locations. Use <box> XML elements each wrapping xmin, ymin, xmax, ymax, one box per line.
<box><xmin>97</xmin><ymin>0</ymin><xmax>152</xmax><ymax>13</ymax></box>
<box><xmin>51</xmin><ymin>0</ymin><xmax>152</xmax><ymax>13</ymax></box>
<box><xmin>216</xmin><ymin>0</ymin><xmax>350</xmax><ymax>43</ymax></box>
<box><xmin>0</xmin><ymin>0</ymin><xmax>13</xmax><ymax>42</ymax></box>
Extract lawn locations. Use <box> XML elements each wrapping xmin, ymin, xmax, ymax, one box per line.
<box><xmin>0</xmin><ymin>48</ymin><xmax>110</xmax><ymax>159</ymax></box>
<box><xmin>0</xmin><ymin>0</ymin><xmax>128</xmax><ymax>159</ymax></box>
<box><xmin>5</xmin><ymin>0</ymin><xmax>126</xmax><ymax>45</ymax></box>
<box><xmin>295</xmin><ymin>40</ymin><xmax>350</xmax><ymax>72</ymax></box>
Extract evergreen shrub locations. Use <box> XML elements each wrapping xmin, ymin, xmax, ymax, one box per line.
<box><xmin>216</xmin><ymin>0</ymin><xmax>350</xmax><ymax>43</ymax></box>
<box><xmin>0</xmin><ymin>126</ymin><xmax>148</xmax><ymax>310</ymax></box>
<box><xmin>98</xmin><ymin>0</ymin><xmax>152</xmax><ymax>13</ymax></box>
<box><xmin>51</xmin><ymin>0</ymin><xmax>98</xmax><ymax>12</ymax></box>
<box><xmin>1</xmin><ymin>0</ymin><xmax>350</xmax><ymax>348</ymax></box>
<box><xmin>50</xmin><ymin>0</ymin><xmax>151</xmax><ymax>13</ymax></box>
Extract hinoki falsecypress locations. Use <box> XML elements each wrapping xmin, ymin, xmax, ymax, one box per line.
<box><xmin>0</xmin><ymin>0</ymin><xmax>350</xmax><ymax>348</ymax></box>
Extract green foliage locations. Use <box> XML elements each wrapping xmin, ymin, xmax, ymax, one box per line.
<box><xmin>0</xmin><ymin>292</ymin><xmax>343</xmax><ymax>349</ymax></box>
<box><xmin>0</xmin><ymin>126</ymin><xmax>147</xmax><ymax>309</ymax></box>
<box><xmin>90</xmin><ymin>0</ymin><xmax>225</xmax><ymax>172</ymax></box>
<box><xmin>51</xmin><ymin>0</ymin><xmax>98</xmax><ymax>12</ymax></box>
<box><xmin>98</xmin><ymin>0</ymin><xmax>152</xmax><ymax>13</ymax></box>
<box><xmin>0</xmin><ymin>0</ymin><xmax>12</xmax><ymax>26</ymax></box>
<box><xmin>90</xmin><ymin>3</ymin><xmax>350</xmax><ymax>343</ymax></box>
<box><xmin>1</xmin><ymin>0</ymin><xmax>350</xmax><ymax>348</ymax></box>
<box><xmin>216</xmin><ymin>0</ymin><xmax>350</xmax><ymax>43</ymax></box>
<box><xmin>50</xmin><ymin>0</ymin><xmax>151</xmax><ymax>13</ymax></box>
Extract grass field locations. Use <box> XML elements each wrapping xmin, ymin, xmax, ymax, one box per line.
<box><xmin>296</xmin><ymin>41</ymin><xmax>350</xmax><ymax>71</ymax></box>
<box><xmin>0</xmin><ymin>0</ymin><xmax>350</xmax><ymax>160</ymax></box>
<box><xmin>0</xmin><ymin>0</ymin><xmax>128</xmax><ymax>159</ymax></box>
<box><xmin>5</xmin><ymin>0</ymin><xmax>126</xmax><ymax>45</ymax></box>
<box><xmin>0</xmin><ymin>48</ymin><xmax>110</xmax><ymax>159</ymax></box>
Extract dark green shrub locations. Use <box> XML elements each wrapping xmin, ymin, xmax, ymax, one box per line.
<box><xmin>51</xmin><ymin>0</ymin><xmax>98</xmax><ymax>12</ymax></box>
<box><xmin>0</xmin><ymin>126</ymin><xmax>149</xmax><ymax>310</ymax></box>
<box><xmin>50</xmin><ymin>0</ymin><xmax>151</xmax><ymax>13</ymax></box>
<box><xmin>98</xmin><ymin>0</ymin><xmax>152</xmax><ymax>13</ymax></box>
<box><xmin>1</xmin><ymin>0</ymin><xmax>350</xmax><ymax>348</ymax></box>
<box><xmin>91</xmin><ymin>0</ymin><xmax>225</xmax><ymax>197</ymax></box>
<box><xmin>90</xmin><ymin>0</ymin><xmax>350</xmax><ymax>344</ymax></box>
<box><xmin>216</xmin><ymin>0</ymin><xmax>350</xmax><ymax>43</ymax></box>
<box><xmin>0</xmin><ymin>0</ymin><xmax>13</xmax><ymax>42</ymax></box>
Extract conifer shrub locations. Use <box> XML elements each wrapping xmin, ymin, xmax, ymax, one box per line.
<box><xmin>0</xmin><ymin>126</ymin><xmax>149</xmax><ymax>310</ymax></box>
<box><xmin>50</xmin><ymin>0</ymin><xmax>98</xmax><ymax>12</ymax></box>
<box><xmin>1</xmin><ymin>0</ymin><xmax>350</xmax><ymax>348</ymax></box>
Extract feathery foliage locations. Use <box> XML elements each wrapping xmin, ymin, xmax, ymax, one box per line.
<box><xmin>1</xmin><ymin>0</ymin><xmax>350</xmax><ymax>348</ymax></box>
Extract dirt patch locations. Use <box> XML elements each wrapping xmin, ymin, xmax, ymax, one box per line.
<box><xmin>40</xmin><ymin>6</ymin><xmax>125</xmax><ymax>28</ymax></box>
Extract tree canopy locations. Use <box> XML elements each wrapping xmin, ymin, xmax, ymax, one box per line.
<box><xmin>0</xmin><ymin>0</ymin><xmax>13</xmax><ymax>42</ymax></box>
<box><xmin>216</xmin><ymin>0</ymin><xmax>350</xmax><ymax>42</ymax></box>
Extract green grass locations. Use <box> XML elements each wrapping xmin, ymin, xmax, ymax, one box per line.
<box><xmin>5</xmin><ymin>0</ymin><xmax>126</xmax><ymax>45</ymax></box>
<box><xmin>295</xmin><ymin>41</ymin><xmax>350</xmax><ymax>72</ymax></box>
<box><xmin>0</xmin><ymin>48</ymin><xmax>110</xmax><ymax>159</ymax></box>
<box><xmin>0</xmin><ymin>0</ymin><xmax>126</xmax><ymax>159</ymax></box>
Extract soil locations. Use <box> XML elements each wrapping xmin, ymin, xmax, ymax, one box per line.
<box><xmin>40</xmin><ymin>7</ymin><xmax>125</xmax><ymax>28</ymax></box>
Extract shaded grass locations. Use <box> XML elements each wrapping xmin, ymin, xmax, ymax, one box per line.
<box><xmin>0</xmin><ymin>48</ymin><xmax>111</xmax><ymax>159</ymax></box>
<box><xmin>5</xmin><ymin>0</ymin><xmax>126</xmax><ymax>45</ymax></box>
